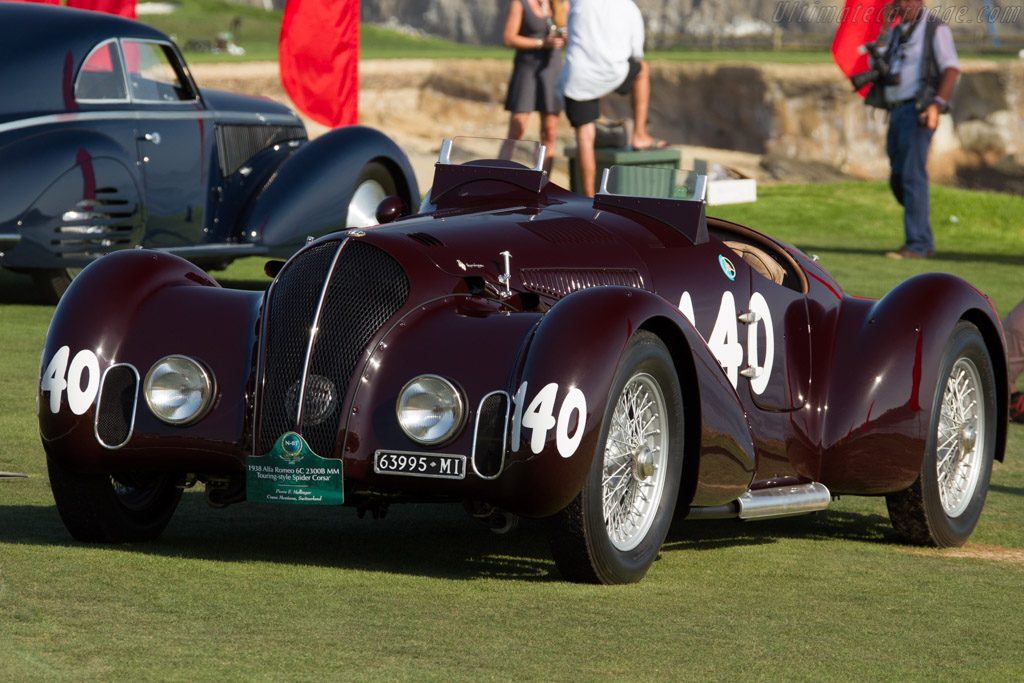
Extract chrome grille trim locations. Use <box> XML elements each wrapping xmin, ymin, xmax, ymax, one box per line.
<box><xmin>296</xmin><ymin>240</ymin><xmax>348</xmax><ymax>427</ymax></box>
<box><xmin>93</xmin><ymin>363</ymin><xmax>139</xmax><ymax>450</ymax></box>
<box><xmin>471</xmin><ymin>390</ymin><xmax>511</xmax><ymax>480</ymax></box>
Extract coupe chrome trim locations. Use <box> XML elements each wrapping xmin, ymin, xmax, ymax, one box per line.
<box><xmin>0</xmin><ymin>110</ymin><xmax>301</xmax><ymax>137</ymax></box>
<box><xmin>153</xmin><ymin>243</ymin><xmax>268</xmax><ymax>256</ymax></box>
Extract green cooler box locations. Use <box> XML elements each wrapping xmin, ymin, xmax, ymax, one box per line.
<box><xmin>565</xmin><ymin>146</ymin><xmax>681</xmax><ymax>195</ymax></box>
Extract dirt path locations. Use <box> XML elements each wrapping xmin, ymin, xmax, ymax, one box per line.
<box><xmin>190</xmin><ymin>60</ymin><xmax>768</xmax><ymax>193</ymax></box>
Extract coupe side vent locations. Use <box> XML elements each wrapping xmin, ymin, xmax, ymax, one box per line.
<box><xmin>54</xmin><ymin>187</ymin><xmax>139</xmax><ymax>258</ymax></box>
<box><xmin>407</xmin><ymin>232</ymin><xmax>445</xmax><ymax>248</ymax></box>
<box><xmin>520</xmin><ymin>268</ymin><xmax>646</xmax><ymax>300</ymax></box>
<box><xmin>215</xmin><ymin>124</ymin><xmax>306</xmax><ymax>178</ymax></box>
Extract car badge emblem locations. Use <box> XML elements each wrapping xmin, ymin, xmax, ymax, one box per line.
<box><xmin>719</xmin><ymin>254</ymin><xmax>736</xmax><ymax>281</ymax></box>
<box><xmin>280</xmin><ymin>432</ymin><xmax>304</xmax><ymax>463</ymax></box>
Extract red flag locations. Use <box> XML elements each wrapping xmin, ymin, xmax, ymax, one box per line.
<box><xmin>830</xmin><ymin>0</ymin><xmax>892</xmax><ymax>94</ymax></box>
<box><xmin>66</xmin><ymin>0</ymin><xmax>136</xmax><ymax>18</ymax></box>
<box><xmin>279</xmin><ymin>0</ymin><xmax>359</xmax><ymax>128</ymax></box>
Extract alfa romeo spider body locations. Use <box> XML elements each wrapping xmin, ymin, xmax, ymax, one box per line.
<box><xmin>39</xmin><ymin>138</ymin><xmax>1007</xmax><ymax>584</ymax></box>
<box><xmin>0</xmin><ymin>3</ymin><xmax>417</xmax><ymax>301</ymax></box>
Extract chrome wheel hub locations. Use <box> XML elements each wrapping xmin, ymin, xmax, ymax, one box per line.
<box><xmin>602</xmin><ymin>372</ymin><xmax>669</xmax><ymax>551</ymax></box>
<box><xmin>936</xmin><ymin>357</ymin><xmax>984</xmax><ymax>518</ymax></box>
<box><xmin>346</xmin><ymin>179</ymin><xmax>387</xmax><ymax>228</ymax></box>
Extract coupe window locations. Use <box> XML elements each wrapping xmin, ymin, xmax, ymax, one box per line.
<box><xmin>75</xmin><ymin>39</ymin><xmax>128</xmax><ymax>102</ymax></box>
<box><xmin>122</xmin><ymin>40</ymin><xmax>197</xmax><ymax>103</ymax></box>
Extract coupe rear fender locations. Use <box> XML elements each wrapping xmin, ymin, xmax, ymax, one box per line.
<box><xmin>39</xmin><ymin>249</ymin><xmax>263</xmax><ymax>474</ymax></box>
<box><xmin>819</xmin><ymin>272</ymin><xmax>1006</xmax><ymax>494</ymax></box>
<box><xmin>505</xmin><ymin>286</ymin><xmax>757</xmax><ymax>516</ymax></box>
<box><xmin>0</xmin><ymin>130</ymin><xmax>141</xmax><ymax>267</ymax></box>
<box><xmin>242</xmin><ymin>126</ymin><xmax>418</xmax><ymax>255</ymax></box>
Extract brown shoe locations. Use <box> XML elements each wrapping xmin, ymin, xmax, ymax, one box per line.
<box><xmin>885</xmin><ymin>246</ymin><xmax>932</xmax><ymax>259</ymax></box>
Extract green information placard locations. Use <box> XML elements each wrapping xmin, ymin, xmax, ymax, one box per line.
<box><xmin>246</xmin><ymin>432</ymin><xmax>344</xmax><ymax>505</ymax></box>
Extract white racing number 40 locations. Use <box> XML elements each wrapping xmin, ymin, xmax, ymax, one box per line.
<box><xmin>41</xmin><ymin>346</ymin><xmax>101</xmax><ymax>415</ymax></box>
<box><xmin>679</xmin><ymin>290</ymin><xmax>774</xmax><ymax>394</ymax></box>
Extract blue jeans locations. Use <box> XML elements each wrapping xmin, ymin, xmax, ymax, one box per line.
<box><xmin>886</xmin><ymin>101</ymin><xmax>935</xmax><ymax>255</ymax></box>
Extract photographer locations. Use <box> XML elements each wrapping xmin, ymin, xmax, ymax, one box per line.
<box><xmin>875</xmin><ymin>0</ymin><xmax>960</xmax><ymax>260</ymax></box>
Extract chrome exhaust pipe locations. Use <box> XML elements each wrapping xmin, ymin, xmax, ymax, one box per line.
<box><xmin>685</xmin><ymin>482</ymin><xmax>831</xmax><ymax>521</ymax></box>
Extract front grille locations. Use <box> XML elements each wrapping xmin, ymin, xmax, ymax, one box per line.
<box><xmin>95</xmin><ymin>364</ymin><xmax>138</xmax><ymax>449</ymax></box>
<box><xmin>257</xmin><ymin>240</ymin><xmax>410</xmax><ymax>458</ymax></box>
<box><xmin>520</xmin><ymin>268</ymin><xmax>645</xmax><ymax>300</ymax></box>
<box><xmin>215</xmin><ymin>124</ymin><xmax>306</xmax><ymax>178</ymax></box>
<box><xmin>472</xmin><ymin>391</ymin><xmax>509</xmax><ymax>479</ymax></box>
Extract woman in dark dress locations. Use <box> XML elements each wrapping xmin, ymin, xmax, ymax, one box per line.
<box><xmin>503</xmin><ymin>0</ymin><xmax>566</xmax><ymax>173</ymax></box>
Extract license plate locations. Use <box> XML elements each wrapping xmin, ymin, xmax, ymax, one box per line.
<box><xmin>374</xmin><ymin>450</ymin><xmax>466</xmax><ymax>480</ymax></box>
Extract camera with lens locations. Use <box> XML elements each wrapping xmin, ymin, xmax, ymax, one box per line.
<box><xmin>849</xmin><ymin>42</ymin><xmax>899</xmax><ymax>91</ymax></box>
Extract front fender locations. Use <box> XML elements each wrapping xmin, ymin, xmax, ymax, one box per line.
<box><xmin>243</xmin><ymin>126</ymin><xmax>418</xmax><ymax>255</ymax></box>
<box><xmin>39</xmin><ymin>249</ymin><xmax>263</xmax><ymax>474</ymax></box>
<box><xmin>820</xmin><ymin>273</ymin><xmax>1006</xmax><ymax>494</ymax></box>
<box><xmin>506</xmin><ymin>286</ymin><xmax>756</xmax><ymax>516</ymax></box>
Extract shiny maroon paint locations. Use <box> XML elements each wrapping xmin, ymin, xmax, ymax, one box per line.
<box><xmin>38</xmin><ymin>158</ymin><xmax>1008</xmax><ymax>520</ymax></box>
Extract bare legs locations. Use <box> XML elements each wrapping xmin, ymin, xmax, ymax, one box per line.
<box><xmin>507</xmin><ymin>111</ymin><xmax>558</xmax><ymax>174</ymax></box>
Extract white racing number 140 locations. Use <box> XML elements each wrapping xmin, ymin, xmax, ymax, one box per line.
<box><xmin>679</xmin><ymin>290</ymin><xmax>774</xmax><ymax>394</ymax></box>
<box><xmin>510</xmin><ymin>381</ymin><xmax>587</xmax><ymax>458</ymax></box>
<box><xmin>41</xmin><ymin>346</ymin><xmax>101</xmax><ymax>415</ymax></box>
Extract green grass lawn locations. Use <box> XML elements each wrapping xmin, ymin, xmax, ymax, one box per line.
<box><xmin>2</xmin><ymin>180</ymin><xmax>1024</xmax><ymax>679</ymax></box>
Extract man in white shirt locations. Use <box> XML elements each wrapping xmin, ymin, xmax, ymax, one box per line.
<box><xmin>880</xmin><ymin>0</ymin><xmax>959</xmax><ymax>259</ymax></box>
<box><xmin>555</xmin><ymin>0</ymin><xmax>665</xmax><ymax>196</ymax></box>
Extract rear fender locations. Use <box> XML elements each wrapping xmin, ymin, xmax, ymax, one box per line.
<box><xmin>39</xmin><ymin>249</ymin><xmax>263</xmax><ymax>474</ymax></box>
<box><xmin>242</xmin><ymin>126</ymin><xmax>418</xmax><ymax>255</ymax></box>
<box><xmin>506</xmin><ymin>286</ymin><xmax>756</xmax><ymax>516</ymax></box>
<box><xmin>820</xmin><ymin>273</ymin><xmax>1006</xmax><ymax>494</ymax></box>
<box><xmin>0</xmin><ymin>129</ymin><xmax>141</xmax><ymax>268</ymax></box>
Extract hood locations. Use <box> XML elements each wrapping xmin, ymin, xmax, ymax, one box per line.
<box><xmin>199</xmin><ymin>88</ymin><xmax>302</xmax><ymax>124</ymax></box>
<box><xmin>360</xmin><ymin>199</ymin><xmax>653</xmax><ymax>302</ymax></box>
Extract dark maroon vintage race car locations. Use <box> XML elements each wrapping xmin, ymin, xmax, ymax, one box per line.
<box><xmin>38</xmin><ymin>138</ymin><xmax>1008</xmax><ymax>584</ymax></box>
<box><xmin>0</xmin><ymin>3</ymin><xmax>417</xmax><ymax>302</ymax></box>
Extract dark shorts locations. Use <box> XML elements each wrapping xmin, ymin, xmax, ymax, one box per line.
<box><xmin>564</xmin><ymin>58</ymin><xmax>642</xmax><ymax>128</ymax></box>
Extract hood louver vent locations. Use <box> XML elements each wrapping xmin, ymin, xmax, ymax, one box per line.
<box><xmin>520</xmin><ymin>268</ymin><xmax>645</xmax><ymax>300</ymax></box>
<box><xmin>408</xmin><ymin>232</ymin><xmax>445</xmax><ymax>248</ymax></box>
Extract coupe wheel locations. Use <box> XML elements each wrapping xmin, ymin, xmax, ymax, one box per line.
<box><xmin>47</xmin><ymin>456</ymin><xmax>183</xmax><ymax>543</ymax></box>
<box><xmin>346</xmin><ymin>161</ymin><xmax>399</xmax><ymax>228</ymax></box>
<box><xmin>886</xmin><ymin>321</ymin><xmax>997</xmax><ymax>547</ymax></box>
<box><xmin>548</xmin><ymin>331</ymin><xmax>684</xmax><ymax>584</ymax></box>
<box><xmin>32</xmin><ymin>267</ymin><xmax>83</xmax><ymax>304</ymax></box>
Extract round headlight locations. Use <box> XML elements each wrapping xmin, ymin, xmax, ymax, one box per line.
<box><xmin>396</xmin><ymin>375</ymin><xmax>464</xmax><ymax>446</ymax></box>
<box><xmin>144</xmin><ymin>356</ymin><xmax>215</xmax><ymax>425</ymax></box>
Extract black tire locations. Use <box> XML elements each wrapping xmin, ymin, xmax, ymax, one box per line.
<box><xmin>47</xmin><ymin>456</ymin><xmax>183</xmax><ymax>543</ymax></box>
<box><xmin>32</xmin><ymin>268</ymin><xmax>82</xmax><ymax>304</ymax></box>
<box><xmin>886</xmin><ymin>321</ymin><xmax>997</xmax><ymax>547</ymax></box>
<box><xmin>346</xmin><ymin>161</ymin><xmax>400</xmax><ymax>228</ymax></box>
<box><xmin>548</xmin><ymin>331</ymin><xmax>684</xmax><ymax>584</ymax></box>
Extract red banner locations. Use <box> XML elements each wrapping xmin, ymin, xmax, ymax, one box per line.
<box><xmin>279</xmin><ymin>0</ymin><xmax>359</xmax><ymax>128</ymax></box>
<box><xmin>830</xmin><ymin>0</ymin><xmax>892</xmax><ymax>94</ymax></box>
<box><xmin>66</xmin><ymin>0</ymin><xmax>136</xmax><ymax>18</ymax></box>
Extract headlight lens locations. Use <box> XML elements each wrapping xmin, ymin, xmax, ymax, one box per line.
<box><xmin>396</xmin><ymin>375</ymin><xmax>464</xmax><ymax>446</ymax></box>
<box><xmin>144</xmin><ymin>356</ymin><xmax>214</xmax><ymax>425</ymax></box>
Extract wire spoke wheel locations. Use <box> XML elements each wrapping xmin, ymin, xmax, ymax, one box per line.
<box><xmin>547</xmin><ymin>331</ymin><xmax>683</xmax><ymax>584</ymax></box>
<box><xmin>603</xmin><ymin>372</ymin><xmax>669</xmax><ymax>551</ymax></box>
<box><xmin>886</xmin><ymin>321</ymin><xmax>997</xmax><ymax>547</ymax></box>
<box><xmin>935</xmin><ymin>357</ymin><xmax>984</xmax><ymax>518</ymax></box>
